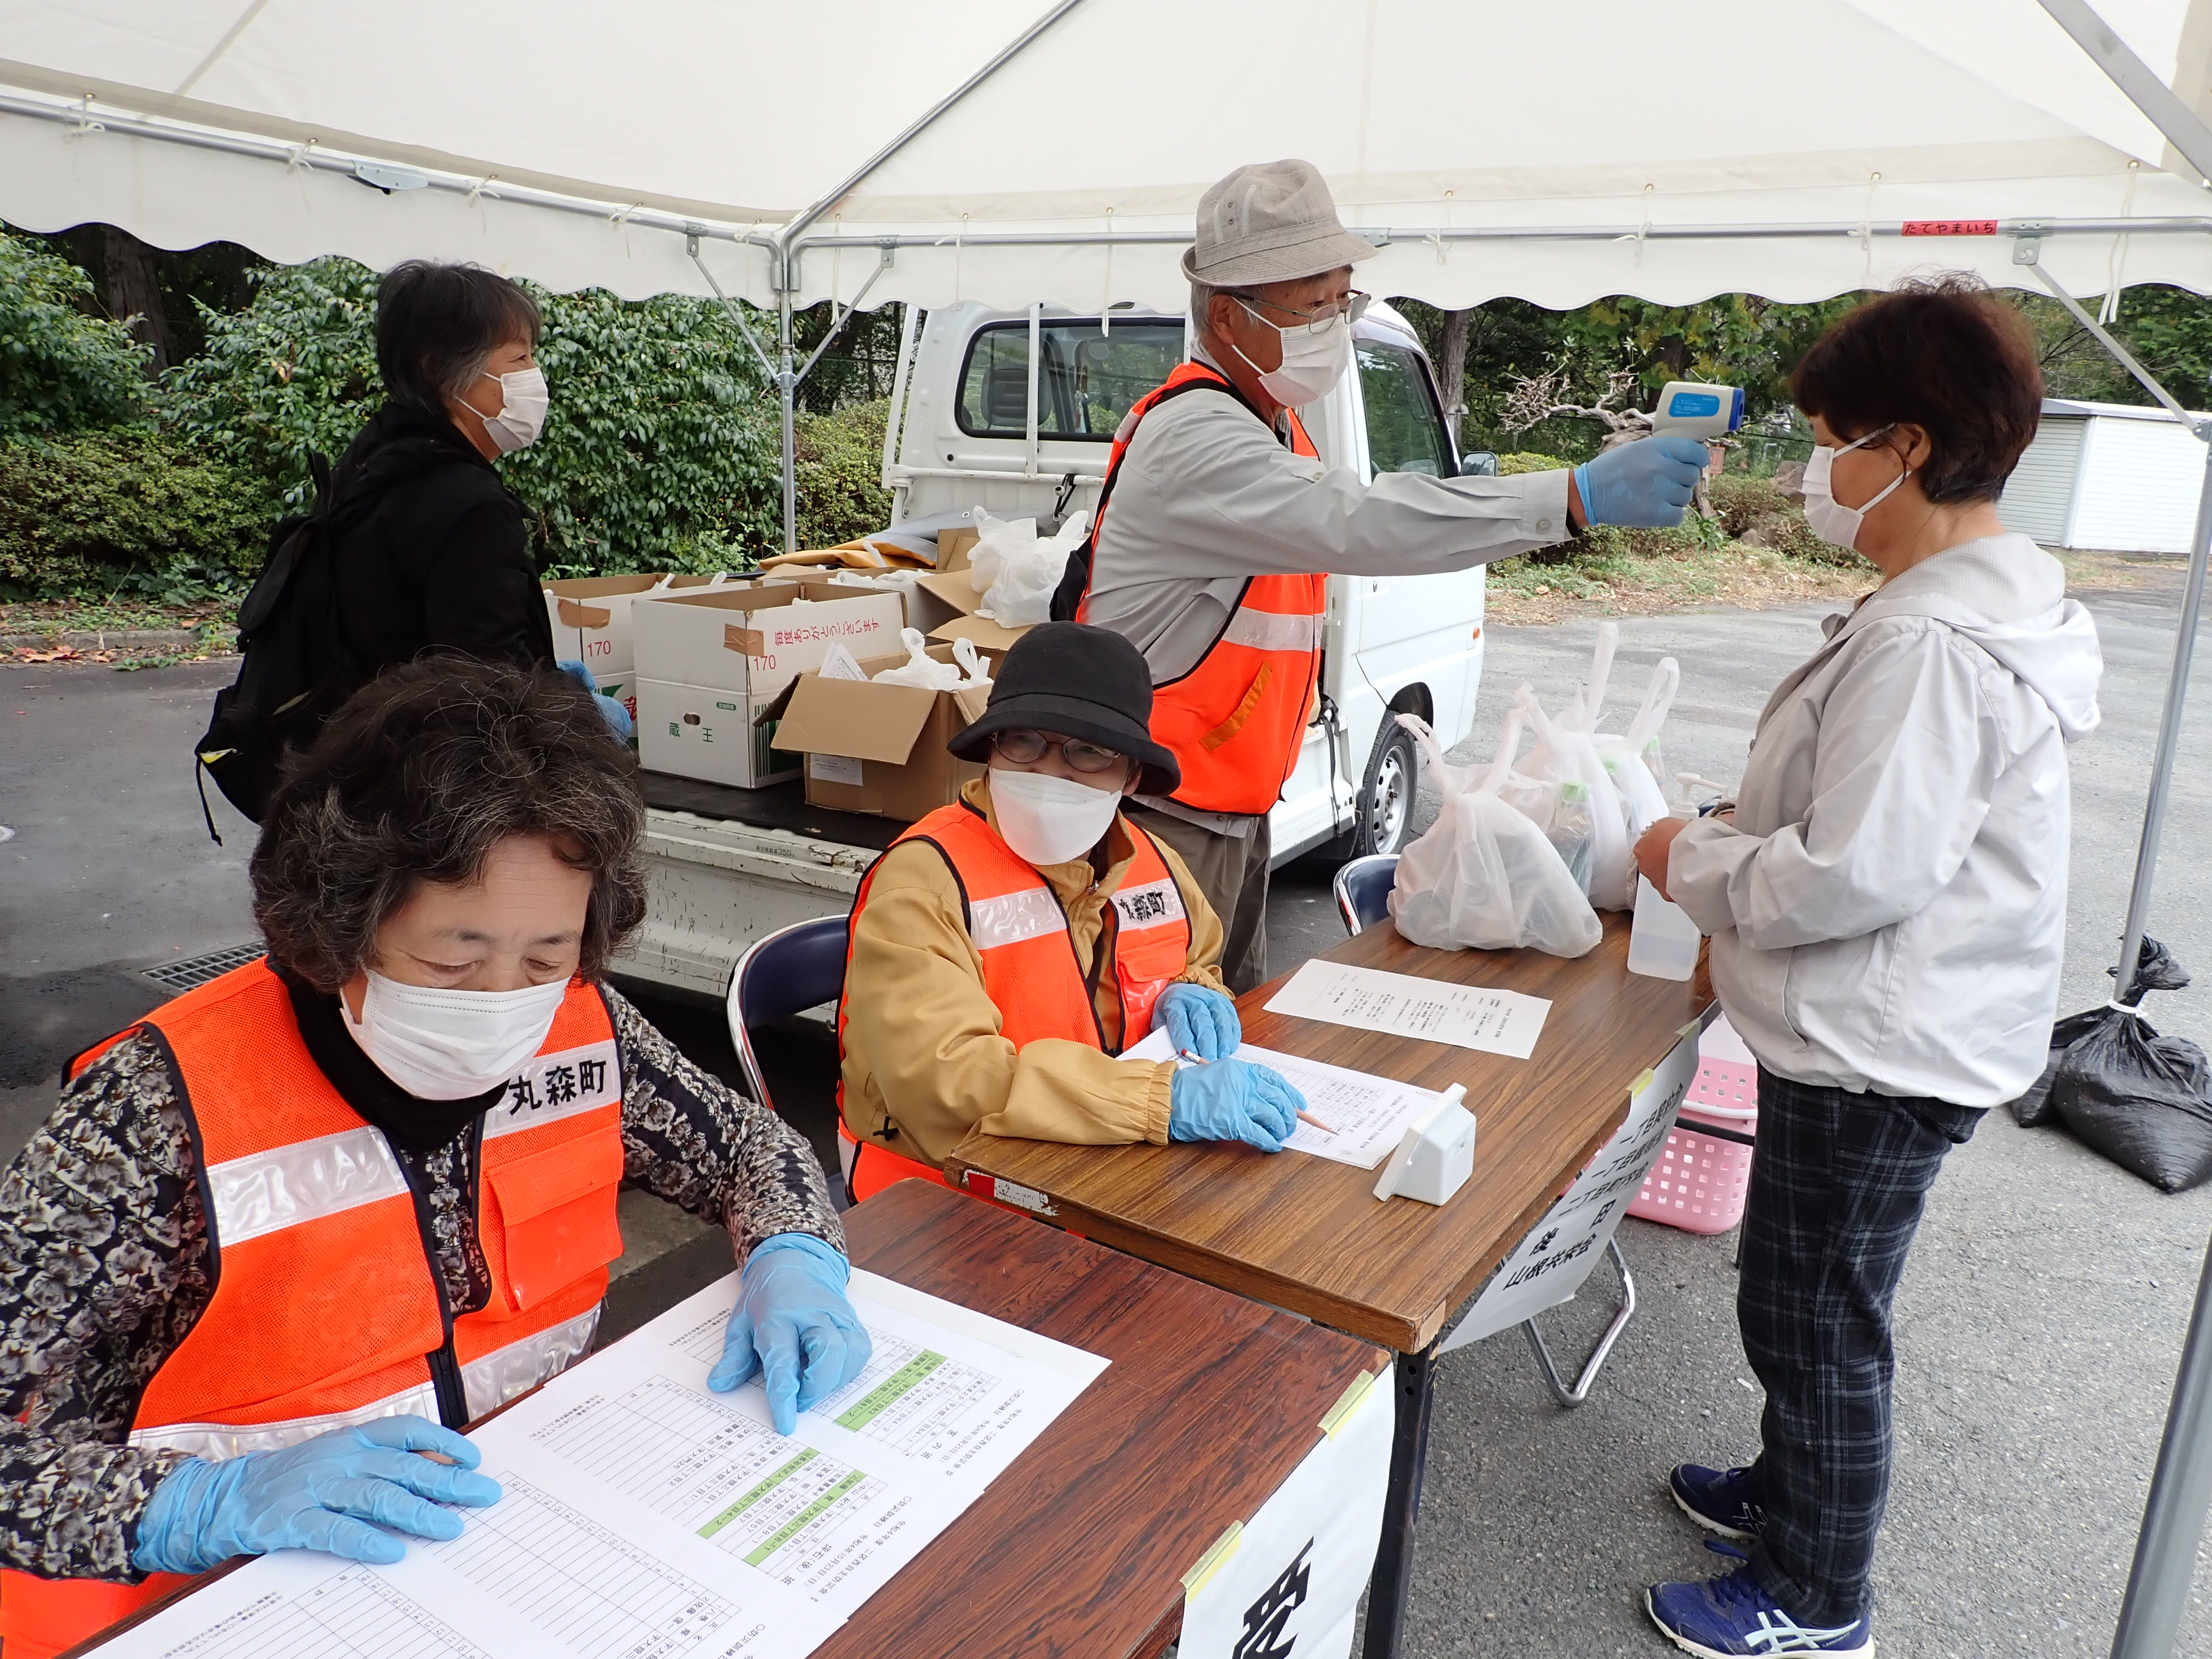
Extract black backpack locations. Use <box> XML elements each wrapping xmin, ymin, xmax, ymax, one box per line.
<box><xmin>196</xmin><ymin>454</ymin><xmax>362</xmax><ymax>834</ymax></box>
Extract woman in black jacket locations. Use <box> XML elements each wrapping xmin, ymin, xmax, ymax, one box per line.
<box><xmin>329</xmin><ymin>260</ymin><xmax>558</xmax><ymax>671</ymax></box>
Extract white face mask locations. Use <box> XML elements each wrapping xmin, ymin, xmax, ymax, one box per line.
<box><xmin>474</xmin><ymin>366</ymin><xmax>549</xmax><ymax>455</ymax></box>
<box><xmin>1802</xmin><ymin>426</ymin><xmax>1907</xmax><ymax>552</ymax></box>
<box><xmin>988</xmin><ymin>769</ymin><xmax>1124</xmax><ymax>867</ymax></box>
<box><xmin>1225</xmin><ymin>303</ymin><xmax>1352</xmax><ymax>408</ymax></box>
<box><xmin>343</xmin><ymin>969</ymin><xmax>568</xmax><ymax>1100</ymax></box>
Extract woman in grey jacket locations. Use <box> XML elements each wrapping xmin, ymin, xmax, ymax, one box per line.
<box><xmin>1633</xmin><ymin>278</ymin><xmax>2103</xmax><ymax>1659</ymax></box>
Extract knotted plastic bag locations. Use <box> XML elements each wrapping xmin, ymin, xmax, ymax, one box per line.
<box><xmin>1595</xmin><ymin>656</ymin><xmax>1679</xmax><ymax>844</ymax></box>
<box><xmin>1516</xmin><ymin>682</ymin><xmax>1635</xmax><ymax>911</ymax></box>
<box><xmin>2012</xmin><ymin>935</ymin><xmax>2190</xmax><ymax>1128</ymax></box>
<box><xmin>969</xmin><ymin>507</ymin><xmax>1093</xmax><ymax>627</ymax></box>
<box><xmin>1386</xmin><ymin>712</ymin><xmax>1602</xmax><ymax>957</ymax></box>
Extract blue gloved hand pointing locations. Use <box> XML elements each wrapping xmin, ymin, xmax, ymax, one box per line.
<box><xmin>710</xmin><ymin>1232</ymin><xmax>873</xmax><ymax>1434</ymax></box>
<box><xmin>1154</xmin><ymin>982</ymin><xmax>1241</xmax><ymax>1060</ymax></box>
<box><xmin>131</xmin><ymin>1416</ymin><xmax>502</xmax><ymax>1574</ymax></box>
<box><xmin>1168</xmin><ymin>1059</ymin><xmax>1305</xmax><ymax>1152</ymax></box>
<box><xmin>1573</xmin><ymin>434</ymin><xmax>1709</xmax><ymax>528</ymax></box>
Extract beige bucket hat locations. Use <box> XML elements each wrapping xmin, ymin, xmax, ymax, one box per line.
<box><xmin>1181</xmin><ymin>158</ymin><xmax>1378</xmax><ymax>288</ymax></box>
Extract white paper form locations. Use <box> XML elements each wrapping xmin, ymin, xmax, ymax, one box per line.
<box><xmin>1124</xmin><ymin>1030</ymin><xmax>1449</xmax><ymax>1170</ymax></box>
<box><xmin>101</xmin><ymin>1270</ymin><xmax>1107</xmax><ymax>1659</ymax></box>
<box><xmin>1262</xmin><ymin>959</ymin><xmax>1550</xmax><ymax>1059</ymax></box>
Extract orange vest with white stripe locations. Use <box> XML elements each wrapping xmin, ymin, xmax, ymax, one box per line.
<box><xmin>1073</xmin><ymin>362</ymin><xmax>1328</xmax><ymax>816</ymax></box>
<box><xmin>0</xmin><ymin>961</ymin><xmax>625</xmax><ymax>1658</ymax></box>
<box><xmin>836</xmin><ymin>799</ymin><xmax>1193</xmax><ymax>1194</ymax></box>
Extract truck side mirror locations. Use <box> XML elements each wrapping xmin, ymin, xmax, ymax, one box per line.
<box><xmin>1459</xmin><ymin>451</ymin><xmax>1499</xmax><ymax>477</ymax></box>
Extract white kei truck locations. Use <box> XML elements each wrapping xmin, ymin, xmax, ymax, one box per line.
<box><xmin>615</xmin><ymin>298</ymin><xmax>1489</xmax><ymax>1003</ymax></box>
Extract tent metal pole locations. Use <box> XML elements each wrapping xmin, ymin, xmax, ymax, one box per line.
<box><xmin>779</xmin><ymin>290</ymin><xmax>797</xmax><ymax>559</ymax></box>
<box><xmin>2034</xmin><ymin>0</ymin><xmax>2212</xmax><ymax>184</ymax></box>
<box><xmin>2114</xmin><ymin>1207</ymin><xmax>2212</xmax><ymax>1658</ymax></box>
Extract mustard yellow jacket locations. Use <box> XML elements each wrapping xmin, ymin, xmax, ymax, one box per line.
<box><xmin>839</xmin><ymin>777</ymin><xmax>1229</xmax><ymax>1168</ymax></box>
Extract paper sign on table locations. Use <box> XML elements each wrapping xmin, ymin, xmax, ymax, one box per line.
<box><xmin>1125</xmin><ymin>1031</ymin><xmax>1451</xmax><ymax>1170</ymax></box>
<box><xmin>98</xmin><ymin>1270</ymin><xmax>1107</xmax><ymax>1659</ymax></box>
<box><xmin>1178</xmin><ymin>1366</ymin><xmax>1395</xmax><ymax>1659</ymax></box>
<box><xmin>1263</xmin><ymin>959</ymin><xmax>1550</xmax><ymax>1058</ymax></box>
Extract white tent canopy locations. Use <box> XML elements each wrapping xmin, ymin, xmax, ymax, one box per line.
<box><xmin>6</xmin><ymin>0</ymin><xmax>2212</xmax><ymax>311</ymax></box>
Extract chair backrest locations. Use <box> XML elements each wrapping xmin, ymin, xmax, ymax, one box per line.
<box><xmin>724</xmin><ymin>915</ymin><xmax>849</xmax><ymax>1114</ymax></box>
<box><xmin>1333</xmin><ymin>854</ymin><xmax>1400</xmax><ymax>937</ymax></box>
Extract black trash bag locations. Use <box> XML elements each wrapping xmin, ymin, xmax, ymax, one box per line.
<box><xmin>2051</xmin><ymin>1014</ymin><xmax>2212</xmax><ymax>1193</ymax></box>
<box><xmin>2008</xmin><ymin>936</ymin><xmax>2193</xmax><ymax>1128</ymax></box>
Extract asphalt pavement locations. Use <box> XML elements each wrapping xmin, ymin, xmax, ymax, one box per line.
<box><xmin>4</xmin><ymin>562</ymin><xmax>2212</xmax><ymax>1655</ymax></box>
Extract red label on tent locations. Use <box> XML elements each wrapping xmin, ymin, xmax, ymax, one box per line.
<box><xmin>1901</xmin><ymin>220</ymin><xmax>1999</xmax><ymax>237</ymax></box>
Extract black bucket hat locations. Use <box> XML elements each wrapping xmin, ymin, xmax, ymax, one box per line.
<box><xmin>949</xmin><ymin>623</ymin><xmax>1180</xmax><ymax>795</ymax></box>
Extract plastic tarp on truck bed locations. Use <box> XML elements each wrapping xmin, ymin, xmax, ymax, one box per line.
<box><xmin>6</xmin><ymin>0</ymin><xmax>2212</xmax><ymax>309</ymax></box>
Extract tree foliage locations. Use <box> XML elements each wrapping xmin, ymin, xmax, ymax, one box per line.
<box><xmin>0</xmin><ymin>231</ymin><xmax>151</xmax><ymax>437</ymax></box>
<box><xmin>159</xmin><ymin>256</ymin><xmax>781</xmax><ymax>575</ymax></box>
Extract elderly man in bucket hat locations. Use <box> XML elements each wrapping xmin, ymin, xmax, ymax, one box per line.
<box><xmin>834</xmin><ymin>623</ymin><xmax>1311</xmax><ymax>1203</ymax></box>
<box><xmin>1052</xmin><ymin>158</ymin><xmax>1708</xmax><ymax>990</ymax></box>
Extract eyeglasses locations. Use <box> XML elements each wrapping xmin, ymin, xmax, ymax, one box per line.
<box><xmin>1233</xmin><ymin>289</ymin><xmax>1372</xmax><ymax>335</ymax></box>
<box><xmin>991</xmin><ymin>730</ymin><xmax>1128</xmax><ymax>774</ymax></box>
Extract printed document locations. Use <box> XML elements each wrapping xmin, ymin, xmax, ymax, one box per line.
<box><xmin>100</xmin><ymin>1271</ymin><xmax>1108</xmax><ymax>1659</ymax></box>
<box><xmin>1263</xmin><ymin>959</ymin><xmax>1550</xmax><ymax>1058</ymax></box>
<box><xmin>1124</xmin><ymin>1030</ymin><xmax>1450</xmax><ymax>1170</ymax></box>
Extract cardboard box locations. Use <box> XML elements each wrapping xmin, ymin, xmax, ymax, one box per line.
<box><xmin>544</xmin><ymin>573</ymin><xmax>788</xmax><ymax>679</ymax></box>
<box><xmin>815</xmin><ymin>571</ymin><xmax>963</xmax><ymax>635</ymax></box>
<box><xmin>632</xmin><ymin>583</ymin><xmax>903</xmax><ymax>691</ymax></box>
<box><xmin>771</xmin><ymin>643</ymin><xmax>997</xmax><ymax>820</ymax></box>
<box><xmin>637</xmin><ymin>679</ymin><xmax>794</xmax><ymax>789</ymax></box>
<box><xmin>913</xmin><ymin>546</ymin><xmax>1037</xmax><ymax>654</ymax></box>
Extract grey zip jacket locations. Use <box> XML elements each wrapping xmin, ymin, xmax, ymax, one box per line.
<box><xmin>1667</xmin><ymin>534</ymin><xmax>2103</xmax><ymax>1107</ymax></box>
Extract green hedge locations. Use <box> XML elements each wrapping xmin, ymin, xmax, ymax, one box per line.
<box><xmin>794</xmin><ymin>400</ymin><xmax>893</xmax><ymax>551</ymax></box>
<box><xmin>0</xmin><ymin>431</ymin><xmax>269</xmax><ymax>602</ymax></box>
<box><xmin>0</xmin><ymin>235</ymin><xmax>150</xmax><ymax>439</ymax></box>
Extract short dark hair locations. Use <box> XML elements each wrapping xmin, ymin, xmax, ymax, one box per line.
<box><xmin>375</xmin><ymin>260</ymin><xmax>542</xmax><ymax>414</ymax></box>
<box><xmin>253</xmin><ymin>659</ymin><xmax>646</xmax><ymax>993</ymax></box>
<box><xmin>1792</xmin><ymin>274</ymin><xmax>2044</xmax><ymax>504</ymax></box>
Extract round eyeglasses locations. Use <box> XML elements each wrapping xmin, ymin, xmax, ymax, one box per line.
<box><xmin>990</xmin><ymin>730</ymin><xmax>1128</xmax><ymax>774</ymax></box>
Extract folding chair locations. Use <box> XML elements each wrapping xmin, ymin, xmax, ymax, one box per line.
<box><xmin>724</xmin><ymin>915</ymin><xmax>849</xmax><ymax>1117</ymax></box>
<box><xmin>1332</xmin><ymin>853</ymin><xmax>1400</xmax><ymax>936</ymax></box>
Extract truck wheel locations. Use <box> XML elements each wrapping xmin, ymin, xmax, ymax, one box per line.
<box><xmin>1350</xmin><ymin>722</ymin><xmax>1419</xmax><ymax>858</ymax></box>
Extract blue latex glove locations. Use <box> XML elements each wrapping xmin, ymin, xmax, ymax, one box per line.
<box><xmin>1573</xmin><ymin>434</ymin><xmax>1709</xmax><ymax>528</ymax></box>
<box><xmin>1154</xmin><ymin>982</ymin><xmax>1240</xmax><ymax>1060</ymax></box>
<box><xmin>555</xmin><ymin>658</ymin><xmax>597</xmax><ymax>692</ymax></box>
<box><xmin>131</xmin><ymin>1416</ymin><xmax>502</xmax><ymax>1574</ymax></box>
<box><xmin>596</xmin><ymin>692</ymin><xmax>635</xmax><ymax>743</ymax></box>
<box><xmin>710</xmin><ymin>1233</ymin><xmax>873</xmax><ymax>1434</ymax></box>
<box><xmin>1168</xmin><ymin>1059</ymin><xmax>1304</xmax><ymax>1153</ymax></box>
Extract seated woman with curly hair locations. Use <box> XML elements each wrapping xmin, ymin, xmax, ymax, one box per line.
<box><xmin>0</xmin><ymin>659</ymin><xmax>867</xmax><ymax>1659</ymax></box>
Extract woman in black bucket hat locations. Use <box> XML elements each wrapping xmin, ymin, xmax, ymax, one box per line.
<box><xmin>832</xmin><ymin>624</ymin><xmax>1310</xmax><ymax>1201</ymax></box>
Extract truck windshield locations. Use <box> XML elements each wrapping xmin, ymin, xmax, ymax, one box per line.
<box><xmin>956</xmin><ymin>320</ymin><xmax>1187</xmax><ymax>441</ymax></box>
<box><xmin>1357</xmin><ymin>340</ymin><xmax>1454</xmax><ymax>478</ymax></box>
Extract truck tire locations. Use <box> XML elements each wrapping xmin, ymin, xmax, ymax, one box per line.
<box><xmin>1349</xmin><ymin>721</ymin><xmax>1419</xmax><ymax>858</ymax></box>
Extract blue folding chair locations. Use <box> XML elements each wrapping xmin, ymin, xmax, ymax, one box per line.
<box><xmin>1332</xmin><ymin>853</ymin><xmax>1400</xmax><ymax>936</ymax></box>
<box><xmin>723</xmin><ymin>915</ymin><xmax>849</xmax><ymax>1117</ymax></box>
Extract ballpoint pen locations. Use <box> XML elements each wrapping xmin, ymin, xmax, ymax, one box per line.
<box><xmin>1176</xmin><ymin>1048</ymin><xmax>1335</xmax><ymax>1133</ymax></box>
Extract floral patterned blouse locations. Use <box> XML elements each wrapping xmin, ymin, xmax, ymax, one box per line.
<box><xmin>0</xmin><ymin>985</ymin><xmax>842</xmax><ymax>1583</ymax></box>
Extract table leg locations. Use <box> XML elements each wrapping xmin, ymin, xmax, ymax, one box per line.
<box><xmin>1360</xmin><ymin>1340</ymin><xmax>1440</xmax><ymax>1659</ymax></box>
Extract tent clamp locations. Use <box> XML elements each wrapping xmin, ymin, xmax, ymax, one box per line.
<box><xmin>2011</xmin><ymin>226</ymin><xmax>2047</xmax><ymax>264</ymax></box>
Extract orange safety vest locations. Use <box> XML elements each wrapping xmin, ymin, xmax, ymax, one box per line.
<box><xmin>836</xmin><ymin>798</ymin><xmax>1193</xmax><ymax>1200</ymax></box>
<box><xmin>1067</xmin><ymin>361</ymin><xmax>1328</xmax><ymax>816</ymax></box>
<box><xmin>0</xmin><ymin>961</ymin><xmax>626</xmax><ymax>1659</ymax></box>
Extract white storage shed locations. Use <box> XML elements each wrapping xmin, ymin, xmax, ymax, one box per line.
<box><xmin>2000</xmin><ymin>397</ymin><xmax>2210</xmax><ymax>554</ymax></box>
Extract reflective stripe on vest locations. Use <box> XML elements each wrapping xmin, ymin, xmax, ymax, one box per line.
<box><xmin>1077</xmin><ymin>362</ymin><xmax>1327</xmax><ymax>815</ymax></box>
<box><xmin>837</xmin><ymin>800</ymin><xmax>1193</xmax><ymax>1152</ymax></box>
<box><xmin>1</xmin><ymin>962</ymin><xmax>627</xmax><ymax>1654</ymax></box>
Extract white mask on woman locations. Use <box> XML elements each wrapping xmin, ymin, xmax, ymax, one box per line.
<box><xmin>988</xmin><ymin>769</ymin><xmax>1124</xmax><ymax>867</ymax></box>
<box><xmin>1225</xmin><ymin>305</ymin><xmax>1352</xmax><ymax>408</ymax></box>
<box><xmin>343</xmin><ymin>969</ymin><xmax>568</xmax><ymax>1099</ymax></box>
<box><xmin>1802</xmin><ymin>426</ymin><xmax>1907</xmax><ymax>552</ymax></box>
<box><xmin>475</xmin><ymin>366</ymin><xmax>549</xmax><ymax>455</ymax></box>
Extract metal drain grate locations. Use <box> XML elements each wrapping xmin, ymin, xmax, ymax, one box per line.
<box><xmin>143</xmin><ymin>943</ymin><xmax>265</xmax><ymax>992</ymax></box>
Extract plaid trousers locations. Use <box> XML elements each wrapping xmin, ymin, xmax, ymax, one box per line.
<box><xmin>1739</xmin><ymin>1067</ymin><xmax>1983</xmax><ymax>1627</ymax></box>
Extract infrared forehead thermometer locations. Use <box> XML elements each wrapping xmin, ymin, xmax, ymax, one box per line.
<box><xmin>1650</xmin><ymin>382</ymin><xmax>1745</xmax><ymax>441</ymax></box>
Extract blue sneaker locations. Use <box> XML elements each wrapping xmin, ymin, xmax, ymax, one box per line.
<box><xmin>1670</xmin><ymin>1462</ymin><xmax>1764</xmax><ymax>1540</ymax></box>
<box><xmin>1646</xmin><ymin>1543</ymin><xmax>1873</xmax><ymax>1657</ymax></box>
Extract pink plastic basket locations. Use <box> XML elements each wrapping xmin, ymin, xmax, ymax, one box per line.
<box><xmin>1630</xmin><ymin>1020</ymin><xmax>1759</xmax><ymax>1235</ymax></box>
